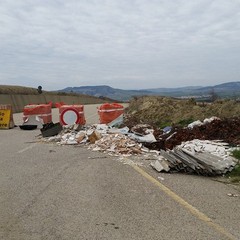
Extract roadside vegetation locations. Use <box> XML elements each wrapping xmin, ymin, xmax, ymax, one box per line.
<box><xmin>126</xmin><ymin>96</ymin><xmax>240</xmax><ymax>127</ymax></box>
<box><xmin>227</xmin><ymin>150</ymin><xmax>240</xmax><ymax>183</ymax></box>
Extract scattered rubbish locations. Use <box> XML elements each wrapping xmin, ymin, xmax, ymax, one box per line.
<box><xmin>154</xmin><ymin>117</ymin><xmax>240</xmax><ymax>150</ymax></box>
<box><xmin>163</xmin><ymin>126</ymin><xmax>172</xmax><ymax>134</ymax></box>
<box><xmin>108</xmin><ymin>126</ymin><xmax>129</xmax><ymax>135</ymax></box>
<box><xmin>41</xmin><ymin>122</ymin><xmax>62</xmax><ymax>137</ymax></box>
<box><xmin>227</xmin><ymin>193</ymin><xmax>239</xmax><ymax>197</ymax></box>
<box><xmin>129</xmin><ymin>132</ymin><xmax>157</xmax><ymax>143</ymax></box>
<box><xmin>187</xmin><ymin>117</ymin><xmax>220</xmax><ymax>129</ymax></box>
<box><xmin>158</xmin><ymin>140</ymin><xmax>237</xmax><ymax>176</ymax></box>
<box><xmin>131</xmin><ymin>124</ymin><xmax>154</xmax><ymax>135</ymax></box>
<box><xmin>39</xmin><ymin>116</ymin><xmax>239</xmax><ymax>176</ymax></box>
<box><xmin>88</xmin><ymin>130</ymin><xmax>102</xmax><ymax>144</ymax></box>
<box><xmin>19</xmin><ymin>125</ymin><xmax>38</xmax><ymax>130</ymax></box>
<box><xmin>150</xmin><ymin>159</ymin><xmax>170</xmax><ymax>172</ymax></box>
<box><xmin>157</xmin><ymin>176</ymin><xmax>165</xmax><ymax>181</ymax></box>
<box><xmin>76</xmin><ymin>131</ymin><xmax>86</xmax><ymax>143</ymax></box>
<box><xmin>89</xmin><ymin>132</ymin><xmax>143</xmax><ymax>155</ymax></box>
<box><xmin>187</xmin><ymin>120</ymin><xmax>203</xmax><ymax>129</ymax></box>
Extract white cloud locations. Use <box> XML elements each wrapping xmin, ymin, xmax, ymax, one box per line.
<box><xmin>0</xmin><ymin>0</ymin><xmax>240</xmax><ymax>89</ymax></box>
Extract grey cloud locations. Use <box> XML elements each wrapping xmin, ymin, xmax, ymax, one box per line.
<box><xmin>0</xmin><ymin>0</ymin><xmax>239</xmax><ymax>89</ymax></box>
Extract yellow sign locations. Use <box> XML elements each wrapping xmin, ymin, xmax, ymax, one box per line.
<box><xmin>0</xmin><ymin>109</ymin><xmax>11</xmax><ymax>129</ymax></box>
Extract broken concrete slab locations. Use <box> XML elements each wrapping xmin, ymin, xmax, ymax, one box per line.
<box><xmin>150</xmin><ymin>159</ymin><xmax>170</xmax><ymax>172</ymax></box>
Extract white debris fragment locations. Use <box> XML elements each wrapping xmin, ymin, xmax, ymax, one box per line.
<box><xmin>178</xmin><ymin>139</ymin><xmax>231</xmax><ymax>158</ymax></box>
<box><xmin>108</xmin><ymin>126</ymin><xmax>129</xmax><ymax>134</ymax></box>
<box><xmin>150</xmin><ymin>159</ymin><xmax>170</xmax><ymax>172</ymax></box>
<box><xmin>227</xmin><ymin>193</ymin><xmax>239</xmax><ymax>197</ymax></box>
<box><xmin>131</xmin><ymin>124</ymin><xmax>154</xmax><ymax>135</ymax></box>
<box><xmin>203</xmin><ymin>116</ymin><xmax>220</xmax><ymax>124</ymax></box>
<box><xmin>128</xmin><ymin>132</ymin><xmax>156</xmax><ymax>143</ymax></box>
<box><xmin>187</xmin><ymin>120</ymin><xmax>203</xmax><ymax>129</ymax></box>
<box><xmin>187</xmin><ymin>117</ymin><xmax>220</xmax><ymax>129</ymax></box>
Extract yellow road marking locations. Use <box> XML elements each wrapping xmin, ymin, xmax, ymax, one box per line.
<box><xmin>132</xmin><ymin>165</ymin><xmax>237</xmax><ymax>240</ymax></box>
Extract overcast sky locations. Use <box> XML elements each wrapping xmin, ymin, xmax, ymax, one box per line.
<box><xmin>0</xmin><ymin>0</ymin><xmax>240</xmax><ymax>90</ymax></box>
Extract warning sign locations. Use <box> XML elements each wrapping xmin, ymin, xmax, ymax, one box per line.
<box><xmin>0</xmin><ymin>109</ymin><xmax>11</xmax><ymax>129</ymax></box>
<box><xmin>0</xmin><ymin>105</ymin><xmax>14</xmax><ymax>129</ymax></box>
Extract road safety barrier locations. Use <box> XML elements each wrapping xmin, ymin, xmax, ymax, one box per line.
<box><xmin>59</xmin><ymin>105</ymin><xmax>86</xmax><ymax>125</ymax></box>
<box><xmin>23</xmin><ymin>103</ymin><xmax>52</xmax><ymax>124</ymax></box>
<box><xmin>98</xmin><ymin>103</ymin><xmax>124</xmax><ymax>124</ymax></box>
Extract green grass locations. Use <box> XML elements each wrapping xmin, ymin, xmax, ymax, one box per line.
<box><xmin>177</xmin><ymin>118</ymin><xmax>194</xmax><ymax>127</ymax></box>
<box><xmin>156</xmin><ymin>120</ymin><xmax>172</xmax><ymax>129</ymax></box>
<box><xmin>232</xmin><ymin>149</ymin><xmax>240</xmax><ymax>160</ymax></box>
<box><xmin>227</xmin><ymin>150</ymin><xmax>240</xmax><ymax>183</ymax></box>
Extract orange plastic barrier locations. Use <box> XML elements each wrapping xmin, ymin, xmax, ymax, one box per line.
<box><xmin>98</xmin><ymin>103</ymin><xmax>124</xmax><ymax>124</ymax></box>
<box><xmin>23</xmin><ymin>103</ymin><xmax>52</xmax><ymax>124</ymax></box>
<box><xmin>59</xmin><ymin>105</ymin><xmax>86</xmax><ymax>125</ymax></box>
<box><xmin>55</xmin><ymin>102</ymin><xmax>65</xmax><ymax>108</ymax></box>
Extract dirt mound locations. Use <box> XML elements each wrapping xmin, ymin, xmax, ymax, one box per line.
<box><xmin>125</xmin><ymin>96</ymin><xmax>240</xmax><ymax>128</ymax></box>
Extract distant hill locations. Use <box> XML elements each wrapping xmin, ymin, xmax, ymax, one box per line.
<box><xmin>60</xmin><ymin>85</ymin><xmax>152</xmax><ymax>101</ymax></box>
<box><xmin>195</xmin><ymin>82</ymin><xmax>240</xmax><ymax>93</ymax></box>
<box><xmin>60</xmin><ymin>82</ymin><xmax>240</xmax><ymax>101</ymax></box>
<box><xmin>145</xmin><ymin>86</ymin><xmax>202</xmax><ymax>93</ymax></box>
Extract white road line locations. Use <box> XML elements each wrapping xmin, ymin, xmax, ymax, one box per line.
<box><xmin>18</xmin><ymin>143</ymin><xmax>38</xmax><ymax>153</ymax></box>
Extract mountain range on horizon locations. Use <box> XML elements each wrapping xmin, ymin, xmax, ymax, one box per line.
<box><xmin>60</xmin><ymin>81</ymin><xmax>240</xmax><ymax>101</ymax></box>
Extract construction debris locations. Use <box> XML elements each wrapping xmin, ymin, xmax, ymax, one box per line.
<box><xmin>159</xmin><ymin>140</ymin><xmax>237</xmax><ymax>176</ymax></box>
<box><xmin>41</xmin><ymin>122</ymin><xmax>62</xmax><ymax>137</ymax></box>
<box><xmin>41</xmin><ymin>117</ymin><xmax>239</xmax><ymax>176</ymax></box>
<box><xmin>150</xmin><ymin>158</ymin><xmax>170</xmax><ymax>172</ymax></box>
<box><xmin>227</xmin><ymin>193</ymin><xmax>239</xmax><ymax>197</ymax></box>
<box><xmin>144</xmin><ymin>117</ymin><xmax>240</xmax><ymax>150</ymax></box>
<box><xmin>89</xmin><ymin>133</ymin><xmax>143</xmax><ymax>155</ymax></box>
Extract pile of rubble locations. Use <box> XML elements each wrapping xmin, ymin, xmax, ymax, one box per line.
<box><xmin>152</xmin><ymin>140</ymin><xmax>237</xmax><ymax>176</ymax></box>
<box><xmin>42</xmin><ymin>118</ymin><xmax>239</xmax><ymax>176</ymax></box>
<box><xmin>160</xmin><ymin>117</ymin><xmax>240</xmax><ymax>150</ymax></box>
<box><xmin>45</xmin><ymin>124</ymin><xmax>155</xmax><ymax>156</ymax></box>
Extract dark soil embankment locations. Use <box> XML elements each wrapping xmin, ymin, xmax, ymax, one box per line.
<box><xmin>124</xmin><ymin>96</ymin><xmax>240</xmax><ymax>149</ymax></box>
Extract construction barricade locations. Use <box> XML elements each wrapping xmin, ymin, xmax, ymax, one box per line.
<box><xmin>0</xmin><ymin>104</ymin><xmax>14</xmax><ymax>129</ymax></box>
<box><xmin>55</xmin><ymin>102</ymin><xmax>65</xmax><ymax>108</ymax></box>
<box><xmin>23</xmin><ymin>103</ymin><xmax>52</xmax><ymax>125</ymax></box>
<box><xmin>59</xmin><ymin>105</ymin><xmax>86</xmax><ymax>125</ymax></box>
<box><xmin>98</xmin><ymin>103</ymin><xmax>124</xmax><ymax>124</ymax></box>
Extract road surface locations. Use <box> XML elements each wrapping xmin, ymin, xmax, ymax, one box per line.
<box><xmin>0</xmin><ymin>104</ymin><xmax>239</xmax><ymax>240</ymax></box>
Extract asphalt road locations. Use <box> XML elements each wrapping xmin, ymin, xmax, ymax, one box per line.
<box><xmin>0</xmin><ymin>105</ymin><xmax>239</xmax><ymax>240</ymax></box>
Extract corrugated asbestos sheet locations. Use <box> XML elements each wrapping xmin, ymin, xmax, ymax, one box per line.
<box><xmin>159</xmin><ymin>148</ymin><xmax>237</xmax><ymax>176</ymax></box>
